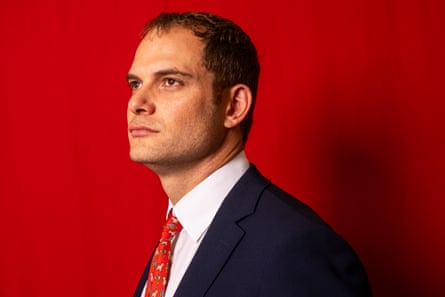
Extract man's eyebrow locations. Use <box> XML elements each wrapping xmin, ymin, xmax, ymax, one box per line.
<box><xmin>154</xmin><ymin>68</ymin><xmax>193</xmax><ymax>78</ymax></box>
<box><xmin>126</xmin><ymin>73</ymin><xmax>141</xmax><ymax>81</ymax></box>
<box><xmin>126</xmin><ymin>68</ymin><xmax>193</xmax><ymax>82</ymax></box>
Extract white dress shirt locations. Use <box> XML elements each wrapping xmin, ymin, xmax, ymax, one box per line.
<box><xmin>141</xmin><ymin>151</ymin><xmax>250</xmax><ymax>297</ymax></box>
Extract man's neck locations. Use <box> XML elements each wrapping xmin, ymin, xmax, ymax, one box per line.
<box><xmin>156</xmin><ymin>144</ymin><xmax>244</xmax><ymax>205</ymax></box>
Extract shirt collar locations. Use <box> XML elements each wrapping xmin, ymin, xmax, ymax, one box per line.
<box><xmin>168</xmin><ymin>151</ymin><xmax>249</xmax><ymax>242</ymax></box>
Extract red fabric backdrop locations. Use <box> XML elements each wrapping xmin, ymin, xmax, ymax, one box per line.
<box><xmin>1</xmin><ymin>0</ymin><xmax>444</xmax><ymax>296</ymax></box>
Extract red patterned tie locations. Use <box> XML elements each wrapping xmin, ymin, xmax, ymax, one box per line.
<box><xmin>145</xmin><ymin>212</ymin><xmax>182</xmax><ymax>297</ymax></box>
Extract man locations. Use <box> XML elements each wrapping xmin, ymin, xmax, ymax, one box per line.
<box><xmin>127</xmin><ymin>11</ymin><xmax>371</xmax><ymax>297</ymax></box>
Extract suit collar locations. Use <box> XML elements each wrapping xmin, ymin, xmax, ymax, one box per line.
<box><xmin>173</xmin><ymin>164</ymin><xmax>269</xmax><ymax>297</ymax></box>
<box><xmin>172</xmin><ymin>151</ymin><xmax>250</xmax><ymax>242</ymax></box>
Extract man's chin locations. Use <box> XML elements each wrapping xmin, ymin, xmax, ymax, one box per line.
<box><xmin>129</xmin><ymin>151</ymin><xmax>152</xmax><ymax>164</ymax></box>
<box><xmin>129</xmin><ymin>150</ymin><xmax>164</xmax><ymax>166</ymax></box>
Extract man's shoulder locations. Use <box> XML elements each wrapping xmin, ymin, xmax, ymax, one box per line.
<box><xmin>248</xmin><ymin>182</ymin><xmax>333</xmax><ymax>235</ymax></box>
<box><xmin>239</xmin><ymin>165</ymin><xmax>324</xmax><ymax>219</ymax></box>
<box><xmin>232</xmin><ymin>164</ymin><xmax>332</xmax><ymax>231</ymax></box>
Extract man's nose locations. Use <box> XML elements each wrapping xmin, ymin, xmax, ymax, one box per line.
<box><xmin>128</xmin><ymin>90</ymin><xmax>155</xmax><ymax>115</ymax></box>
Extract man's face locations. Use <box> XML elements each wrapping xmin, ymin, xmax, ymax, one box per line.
<box><xmin>127</xmin><ymin>26</ymin><xmax>227</xmax><ymax>173</ymax></box>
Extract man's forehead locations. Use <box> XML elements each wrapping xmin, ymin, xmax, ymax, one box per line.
<box><xmin>142</xmin><ymin>25</ymin><xmax>197</xmax><ymax>41</ymax></box>
<box><xmin>134</xmin><ymin>27</ymin><xmax>206</xmax><ymax>64</ymax></box>
<box><xmin>129</xmin><ymin>27</ymin><xmax>209</xmax><ymax>79</ymax></box>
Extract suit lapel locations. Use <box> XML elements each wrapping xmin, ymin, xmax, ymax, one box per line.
<box><xmin>173</xmin><ymin>165</ymin><xmax>269</xmax><ymax>297</ymax></box>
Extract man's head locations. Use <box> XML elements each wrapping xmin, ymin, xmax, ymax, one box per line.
<box><xmin>141</xmin><ymin>12</ymin><xmax>260</xmax><ymax>142</ymax></box>
<box><xmin>127</xmin><ymin>12</ymin><xmax>260</xmax><ymax>176</ymax></box>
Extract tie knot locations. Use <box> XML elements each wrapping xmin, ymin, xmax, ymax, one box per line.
<box><xmin>161</xmin><ymin>213</ymin><xmax>182</xmax><ymax>241</ymax></box>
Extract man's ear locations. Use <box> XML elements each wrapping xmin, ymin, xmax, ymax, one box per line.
<box><xmin>224</xmin><ymin>84</ymin><xmax>252</xmax><ymax>128</ymax></box>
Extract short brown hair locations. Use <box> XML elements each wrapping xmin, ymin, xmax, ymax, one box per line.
<box><xmin>142</xmin><ymin>12</ymin><xmax>260</xmax><ymax>143</ymax></box>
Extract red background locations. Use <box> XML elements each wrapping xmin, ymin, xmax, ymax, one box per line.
<box><xmin>1</xmin><ymin>0</ymin><xmax>444</xmax><ymax>296</ymax></box>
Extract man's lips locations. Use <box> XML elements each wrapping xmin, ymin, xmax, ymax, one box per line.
<box><xmin>128</xmin><ymin>125</ymin><xmax>159</xmax><ymax>137</ymax></box>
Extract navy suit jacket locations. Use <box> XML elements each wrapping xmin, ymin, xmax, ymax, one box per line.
<box><xmin>134</xmin><ymin>165</ymin><xmax>372</xmax><ymax>297</ymax></box>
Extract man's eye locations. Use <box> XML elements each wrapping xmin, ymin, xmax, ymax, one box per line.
<box><xmin>129</xmin><ymin>81</ymin><xmax>142</xmax><ymax>90</ymax></box>
<box><xmin>162</xmin><ymin>77</ymin><xmax>185</xmax><ymax>88</ymax></box>
<box><xmin>165</xmin><ymin>78</ymin><xmax>177</xmax><ymax>86</ymax></box>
